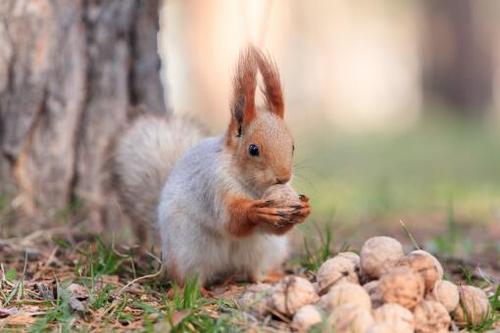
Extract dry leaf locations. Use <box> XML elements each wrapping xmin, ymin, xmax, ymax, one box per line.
<box><xmin>0</xmin><ymin>307</ymin><xmax>19</xmax><ymax>318</ymax></box>
<box><xmin>172</xmin><ymin>310</ymin><xmax>190</xmax><ymax>326</ymax></box>
<box><xmin>69</xmin><ymin>297</ymin><xmax>86</xmax><ymax>313</ymax></box>
<box><xmin>1</xmin><ymin>314</ymin><xmax>36</xmax><ymax>326</ymax></box>
<box><xmin>67</xmin><ymin>283</ymin><xmax>89</xmax><ymax>300</ymax></box>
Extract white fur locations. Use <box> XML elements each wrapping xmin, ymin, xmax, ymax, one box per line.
<box><xmin>112</xmin><ymin>115</ymin><xmax>204</xmax><ymax>226</ymax></box>
<box><xmin>158</xmin><ymin>136</ymin><xmax>289</xmax><ymax>285</ymax></box>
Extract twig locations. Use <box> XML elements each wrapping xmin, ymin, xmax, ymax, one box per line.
<box><xmin>116</xmin><ymin>265</ymin><xmax>164</xmax><ymax>296</ymax></box>
<box><xmin>111</xmin><ymin>233</ymin><xmax>130</xmax><ymax>259</ymax></box>
<box><xmin>4</xmin><ymin>281</ymin><xmax>20</xmax><ymax>305</ymax></box>
<box><xmin>145</xmin><ymin>251</ymin><xmax>162</xmax><ymax>265</ymax></box>
<box><xmin>20</xmin><ymin>250</ymin><xmax>28</xmax><ymax>300</ymax></box>
<box><xmin>399</xmin><ymin>219</ymin><xmax>420</xmax><ymax>250</ymax></box>
<box><xmin>41</xmin><ymin>246</ymin><xmax>59</xmax><ymax>272</ymax></box>
<box><xmin>476</xmin><ymin>267</ymin><xmax>495</xmax><ymax>285</ymax></box>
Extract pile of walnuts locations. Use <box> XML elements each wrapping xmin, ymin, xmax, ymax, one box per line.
<box><xmin>239</xmin><ymin>236</ymin><xmax>492</xmax><ymax>332</ymax></box>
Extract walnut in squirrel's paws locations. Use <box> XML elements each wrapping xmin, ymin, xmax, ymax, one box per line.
<box><xmin>261</xmin><ymin>184</ymin><xmax>311</xmax><ymax>228</ymax></box>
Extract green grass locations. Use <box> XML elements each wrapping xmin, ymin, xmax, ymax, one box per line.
<box><xmin>29</xmin><ymin>283</ymin><xmax>74</xmax><ymax>333</ymax></box>
<box><xmin>292</xmin><ymin>115</ymin><xmax>500</xmax><ymax>225</ymax></box>
<box><xmin>75</xmin><ymin>237</ymin><xmax>128</xmax><ymax>280</ymax></box>
<box><xmin>298</xmin><ymin>222</ymin><xmax>353</xmax><ymax>272</ymax></box>
<box><xmin>2</xmin><ymin>239</ymin><xmax>241</xmax><ymax>332</ymax></box>
<box><xmin>426</xmin><ymin>200</ymin><xmax>475</xmax><ymax>256</ymax></box>
<box><xmin>300</xmin><ymin>224</ymin><xmax>335</xmax><ymax>271</ymax></box>
<box><xmin>158</xmin><ymin>276</ymin><xmax>239</xmax><ymax>333</ymax></box>
<box><xmin>89</xmin><ymin>283</ymin><xmax>114</xmax><ymax>310</ymax></box>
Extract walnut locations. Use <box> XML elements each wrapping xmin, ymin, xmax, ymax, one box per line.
<box><xmin>365</xmin><ymin>323</ymin><xmax>395</xmax><ymax>333</ymax></box>
<box><xmin>373</xmin><ymin>303</ymin><xmax>414</xmax><ymax>333</ymax></box>
<box><xmin>291</xmin><ymin>305</ymin><xmax>323</xmax><ymax>332</ymax></box>
<box><xmin>262</xmin><ymin>184</ymin><xmax>300</xmax><ymax>206</ymax></box>
<box><xmin>379</xmin><ymin>267</ymin><xmax>425</xmax><ymax>310</ymax></box>
<box><xmin>426</xmin><ymin>280</ymin><xmax>459</xmax><ymax>313</ymax></box>
<box><xmin>413</xmin><ymin>300</ymin><xmax>451</xmax><ymax>333</ymax></box>
<box><xmin>410</xmin><ymin>250</ymin><xmax>444</xmax><ymax>280</ymax></box>
<box><xmin>363</xmin><ymin>280</ymin><xmax>383</xmax><ymax>308</ymax></box>
<box><xmin>316</xmin><ymin>256</ymin><xmax>359</xmax><ymax>295</ymax></box>
<box><xmin>452</xmin><ymin>285</ymin><xmax>491</xmax><ymax>326</ymax></box>
<box><xmin>360</xmin><ymin>236</ymin><xmax>404</xmax><ymax>279</ymax></box>
<box><xmin>319</xmin><ymin>282</ymin><xmax>371</xmax><ymax>312</ymax></box>
<box><xmin>397</xmin><ymin>252</ymin><xmax>440</xmax><ymax>292</ymax></box>
<box><xmin>269</xmin><ymin>276</ymin><xmax>319</xmax><ymax>317</ymax></box>
<box><xmin>327</xmin><ymin>304</ymin><xmax>374</xmax><ymax>333</ymax></box>
<box><xmin>238</xmin><ymin>283</ymin><xmax>273</xmax><ymax>316</ymax></box>
<box><xmin>336</xmin><ymin>251</ymin><xmax>361</xmax><ymax>266</ymax></box>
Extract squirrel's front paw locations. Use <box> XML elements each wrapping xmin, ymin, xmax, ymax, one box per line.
<box><xmin>287</xmin><ymin>194</ymin><xmax>311</xmax><ymax>224</ymax></box>
<box><xmin>247</xmin><ymin>199</ymin><xmax>292</xmax><ymax>227</ymax></box>
<box><xmin>248</xmin><ymin>197</ymin><xmax>311</xmax><ymax>230</ymax></box>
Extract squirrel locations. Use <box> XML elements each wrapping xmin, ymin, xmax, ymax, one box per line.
<box><xmin>111</xmin><ymin>46</ymin><xmax>311</xmax><ymax>286</ymax></box>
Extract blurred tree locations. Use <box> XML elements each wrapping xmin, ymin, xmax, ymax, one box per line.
<box><xmin>421</xmin><ymin>0</ymin><xmax>493</xmax><ymax>115</ymax></box>
<box><xmin>0</xmin><ymin>0</ymin><xmax>166</xmax><ymax>225</ymax></box>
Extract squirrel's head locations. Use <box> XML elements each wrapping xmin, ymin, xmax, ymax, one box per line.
<box><xmin>225</xmin><ymin>47</ymin><xmax>294</xmax><ymax>196</ymax></box>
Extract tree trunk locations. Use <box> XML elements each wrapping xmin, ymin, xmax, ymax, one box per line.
<box><xmin>421</xmin><ymin>0</ymin><xmax>493</xmax><ymax>115</ymax></box>
<box><xmin>0</xmin><ymin>0</ymin><xmax>166</xmax><ymax>227</ymax></box>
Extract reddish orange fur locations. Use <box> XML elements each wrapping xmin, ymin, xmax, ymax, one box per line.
<box><xmin>253</xmin><ymin>49</ymin><xmax>284</xmax><ymax>118</ymax></box>
<box><xmin>226</xmin><ymin>47</ymin><xmax>258</xmax><ymax>146</ymax></box>
<box><xmin>226</xmin><ymin>46</ymin><xmax>285</xmax><ymax>147</ymax></box>
<box><xmin>225</xmin><ymin>196</ymin><xmax>258</xmax><ymax>237</ymax></box>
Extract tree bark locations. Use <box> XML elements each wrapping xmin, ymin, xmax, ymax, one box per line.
<box><xmin>0</xmin><ymin>0</ymin><xmax>166</xmax><ymax>226</ymax></box>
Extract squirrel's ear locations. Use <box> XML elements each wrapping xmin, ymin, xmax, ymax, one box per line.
<box><xmin>231</xmin><ymin>95</ymin><xmax>246</xmax><ymax>137</ymax></box>
<box><xmin>254</xmin><ymin>49</ymin><xmax>284</xmax><ymax>118</ymax></box>
<box><xmin>229</xmin><ymin>47</ymin><xmax>258</xmax><ymax>137</ymax></box>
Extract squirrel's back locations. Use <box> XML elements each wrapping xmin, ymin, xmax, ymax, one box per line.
<box><xmin>111</xmin><ymin>115</ymin><xmax>204</xmax><ymax>227</ymax></box>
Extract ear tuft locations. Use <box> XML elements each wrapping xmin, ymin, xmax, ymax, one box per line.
<box><xmin>232</xmin><ymin>47</ymin><xmax>258</xmax><ymax>125</ymax></box>
<box><xmin>253</xmin><ymin>49</ymin><xmax>284</xmax><ymax>118</ymax></box>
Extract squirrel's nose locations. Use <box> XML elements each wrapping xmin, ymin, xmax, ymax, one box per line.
<box><xmin>275</xmin><ymin>175</ymin><xmax>291</xmax><ymax>185</ymax></box>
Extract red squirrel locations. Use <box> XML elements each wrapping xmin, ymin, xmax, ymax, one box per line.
<box><xmin>111</xmin><ymin>46</ymin><xmax>311</xmax><ymax>286</ymax></box>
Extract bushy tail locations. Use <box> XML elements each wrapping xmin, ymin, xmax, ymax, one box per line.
<box><xmin>110</xmin><ymin>115</ymin><xmax>204</xmax><ymax>227</ymax></box>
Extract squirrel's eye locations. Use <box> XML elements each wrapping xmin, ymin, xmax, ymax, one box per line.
<box><xmin>248</xmin><ymin>144</ymin><xmax>260</xmax><ymax>157</ymax></box>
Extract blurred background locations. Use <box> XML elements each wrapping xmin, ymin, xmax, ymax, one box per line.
<box><xmin>0</xmin><ymin>0</ymin><xmax>499</xmax><ymax>263</ymax></box>
<box><xmin>159</xmin><ymin>0</ymin><xmax>500</xmax><ymax>258</ymax></box>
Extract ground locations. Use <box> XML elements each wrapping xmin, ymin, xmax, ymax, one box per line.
<box><xmin>0</xmin><ymin>223</ymin><xmax>498</xmax><ymax>332</ymax></box>
<box><xmin>1</xmin><ymin>117</ymin><xmax>499</xmax><ymax>331</ymax></box>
